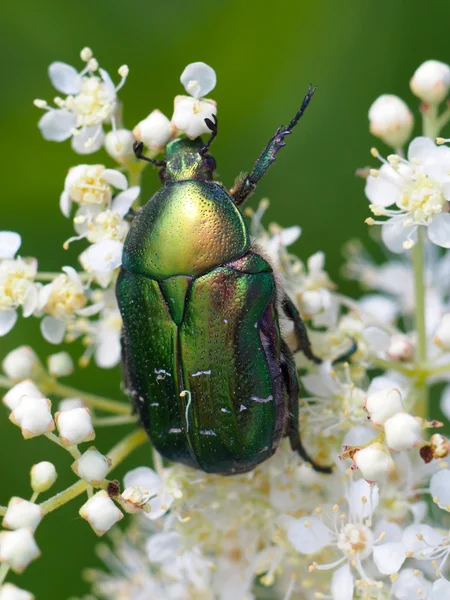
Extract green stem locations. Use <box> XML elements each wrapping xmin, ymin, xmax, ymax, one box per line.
<box><xmin>45</xmin><ymin>432</ymin><xmax>81</xmax><ymax>460</ymax></box>
<box><xmin>92</xmin><ymin>414</ymin><xmax>138</xmax><ymax>427</ymax></box>
<box><xmin>0</xmin><ymin>564</ymin><xmax>10</xmax><ymax>587</ymax></box>
<box><xmin>422</xmin><ymin>104</ymin><xmax>440</xmax><ymax>139</ymax></box>
<box><xmin>412</xmin><ymin>228</ymin><xmax>428</xmax><ymax>418</ymax></box>
<box><xmin>35</xmin><ymin>272</ymin><xmax>90</xmax><ymax>282</ymax></box>
<box><xmin>44</xmin><ymin>381</ymin><xmax>130</xmax><ymax>415</ymax></box>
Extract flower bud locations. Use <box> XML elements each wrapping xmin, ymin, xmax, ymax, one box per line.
<box><xmin>0</xmin><ymin>583</ymin><xmax>34</xmax><ymax>600</ymax></box>
<box><xmin>434</xmin><ymin>314</ymin><xmax>450</xmax><ymax>350</ymax></box>
<box><xmin>79</xmin><ymin>490</ymin><xmax>123</xmax><ymax>535</ymax></box>
<box><xmin>3</xmin><ymin>380</ymin><xmax>44</xmax><ymax>411</ymax></box>
<box><xmin>353</xmin><ymin>442</ymin><xmax>394</xmax><ymax>483</ymax></box>
<box><xmin>0</xmin><ymin>529</ymin><xmax>40</xmax><ymax>573</ymax></box>
<box><xmin>133</xmin><ymin>110</ymin><xmax>172</xmax><ymax>151</ymax></box>
<box><xmin>387</xmin><ymin>334</ymin><xmax>414</xmax><ymax>362</ymax></box>
<box><xmin>47</xmin><ymin>351</ymin><xmax>74</xmax><ymax>378</ymax></box>
<box><xmin>58</xmin><ymin>397</ymin><xmax>84</xmax><ymax>412</ymax></box>
<box><xmin>368</xmin><ymin>95</ymin><xmax>414</xmax><ymax>148</ymax></box>
<box><xmin>9</xmin><ymin>397</ymin><xmax>54</xmax><ymax>439</ymax></box>
<box><xmin>2</xmin><ymin>498</ymin><xmax>42</xmax><ymax>533</ymax></box>
<box><xmin>55</xmin><ymin>407</ymin><xmax>95</xmax><ymax>446</ymax></box>
<box><xmin>104</xmin><ymin>129</ymin><xmax>136</xmax><ymax>163</ymax></box>
<box><xmin>172</xmin><ymin>96</ymin><xmax>217</xmax><ymax>140</ymax></box>
<box><xmin>364</xmin><ymin>388</ymin><xmax>403</xmax><ymax>427</ymax></box>
<box><xmin>384</xmin><ymin>412</ymin><xmax>422</xmax><ymax>451</ymax></box>
<box><xmin>72</xmin><ymin>447</ymin><xmax>111</xmax><ymax>484</ymax></box>
<box><xmin>430</xmin><ymin>434</ymin><xmax>450</xmax><ymax>459</ymax></box>
<box><xmin>180</xmin><ymin>62</ymin><xmax>216</xmax><ymax>99</ymax></box>
<box><xmin>30</xmin><ymin>461</ymin><xmax>57</xmax><ymax>493</ymax></box>
<box><xmin>410</xmin><ymin>60</ymin><xmax>450</xmax><ymax>104</ymax></box>
<box><xmin>2</xmin><ymin>347</ymin><xmax>39</xmax><ymax>382</ymax></box>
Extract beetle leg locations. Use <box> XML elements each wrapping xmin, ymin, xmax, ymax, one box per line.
<box><xmin>231</xmin><ymin>85</ymin><xmax>316</xmax><ymax>206</ymax></box>
<box><xmin>281</xmin><ymin>340</ymin><xmax>333</xmax><ymax>473</ymax></box>
<box><xmin>281</xmin><ymin>294</ymin><xmax>322</xmax><ymax>364</ymax></box>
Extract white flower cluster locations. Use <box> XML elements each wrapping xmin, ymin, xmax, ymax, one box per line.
<box><xmin>1</xmin><ymin>52</ymin><xmax>450</xmax><ymax>600</ymax></box>
<box><xmin>366</xmin><ymin>60</ymin><xmax>450</xmax><ymax>252</ymax></box>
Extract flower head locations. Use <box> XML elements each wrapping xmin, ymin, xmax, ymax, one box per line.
<box><xmin>35</xmin><ymin>48</ymin><xmax>129</xmax><ymax>154</ymax></box>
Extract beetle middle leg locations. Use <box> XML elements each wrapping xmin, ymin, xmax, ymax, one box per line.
<box><xmin>280</xmin><ymin>339</ymin><xmax>333</xmax><ymax>474</ymax></box>
<box><xmin>281</xmin><ymin>293</ymin><xmax>322</xmax><ymax>364</ymax></box>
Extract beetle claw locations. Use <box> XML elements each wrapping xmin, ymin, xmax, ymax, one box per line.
<box><xmin>133</xmin><ymin>141</ymin><xmax>144</xmax><ymax>158</ymax></box>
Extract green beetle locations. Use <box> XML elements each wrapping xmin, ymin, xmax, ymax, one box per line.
<box><xmin>117</xmin><ymin>86</ymin><xmax>331</xmax><ymax>475</ymax></box>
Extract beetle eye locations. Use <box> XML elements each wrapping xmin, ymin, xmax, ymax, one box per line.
<box><xmin>204</xmin><ymin>155</ymin><xmax>216</xmax><ymax>172</ymax></box>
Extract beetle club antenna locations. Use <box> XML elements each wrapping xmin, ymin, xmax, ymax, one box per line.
<box><xmin>199</xmin><ymin>114</ymin><xmax>218</xmax><ymax>156</ymax></box>
<box><xmin>133</xmin><ymin>141</ymin><xmax>167</xmax><ymax>167</ymax></box>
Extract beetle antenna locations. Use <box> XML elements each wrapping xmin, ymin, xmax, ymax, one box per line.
<box><xmin>199</xmin><ymin>114</ymin><xmax>218</xmax><ymax>156</ymax></box>
<box><xmin>133</xmin><ymin>141</ymin><xmax>166</xmax><ymax>167</ymax></box>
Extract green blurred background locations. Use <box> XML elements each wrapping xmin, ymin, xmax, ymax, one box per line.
<box><xmin>1</xmin><ymin>0</ymin><xmax>449</xmax><ymax>597</ymax></box>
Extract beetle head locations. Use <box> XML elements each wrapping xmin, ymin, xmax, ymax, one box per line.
<box><xmin>163</xmin><ymin>137</ymin><xmax>216</xmax><ymax>182</ymax></box>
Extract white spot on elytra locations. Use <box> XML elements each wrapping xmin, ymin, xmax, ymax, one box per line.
<box><xmin>169</xmin><ymin>427</ymin><xmax>182</xmax><ymax>434</ymax></box>
<box><xmin>200</xmin><ymin>429</ymin><xmax>217</xmax><ymax>436</ymax></box>
<box><xmin>240</xmin><ymin>404</ymin><xmax>247</xmax><ymax>412</ymax></box>
<box><xmin>192</xmin><ymin>370</ymin><xmax>212</xmax><ymax>377</ymax></box>
<box><xmin>250</xmin><ymin>395</ymin><xmax>273</xmax><ymax>404</ymax></box>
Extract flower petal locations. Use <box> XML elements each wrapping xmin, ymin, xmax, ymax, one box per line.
<box><xmin>111</xmin><ymin>187</ymin><xmax>140</xmax><ymax>217</ymax></box>
<box><xmin>80</xmin><ymin>240</ymin><xmax>123</xmax><ymax>273</ymax></box>
<box><xmin>347</xmin><ymin>479</ymin><xmax>379</xmax><ymax>519</ymax></box>
<box><xmin>407</xmin><ymin>136</ymin><xmax>436</xmax><ymax>163</ymax></box>
<box><xmin>102</xmin><ymin>169</ymin><xmax>128</xmax><ymax>191</ymax></box>
<box><xmin>40</xmin><ymin>316</ymin><xmax>66</xmax><ymax>344</ymax></box>
<box><xmin>441</xmin><ymin>385</ymin><xmax>450</xmax><ymax>421</ymax></box>
<box><xmin>95</xmin><ymin>333</ymin><xmax>121</xmax><ymax>369</ymax></box>
<box><xmin>279</xmin><ymin>515</ymin><xmax>331</xmax><ymax>554</ymax></box>
<box><xmin>38</xmin><ymin>109</ymin><xmax>76</xmax><ymax>142</ymax></box>
<box><xmin>331</xmin><ymin>563</ymin><xmax>354</xmax><ymax>600</ymax></box>
<box><xmin>123</xmin><ymin>467</ymin><xmax>161</xmax><ymax>492</ymax></box>
<box><xmin>430</xmin><ymin>470</ymin><xmax>450</xmax><ymax>511</ymax></box>
<box><xmin>402</xmin><ymin>524</ymin><xmax>444</xmax><ymax>555</ymax></box>
<box><xmin>180</xmin><ymin>62</ymin><xmax>216</xmax><ymax>98</ymax></box>
<box><xmin>48</xmin><ymin>62</ymin><xmax>81</xmax><ymax>94</ymax></box>
<box><xmin>392</xmin><ymin>568</ymin><xmax>431</xmax><ymax>600</ymax></box>
<box><xmin>146</xmin><ymin>532</ymin><xmax>180</xmax><ymax>563</ymax></box>
<box><xmin>59</xmin><ymin>191</ymin><xmax>72</xmax><ymax>218</ymax></box>
<box><xmin>99</xmin><ymin>68</ymin><xmax>116</xmax><ymax>100</ymax></box>
<box><xmin>430</xmin><ymin>579</ymin><xmax>450</xmax><ymax>600</ymax></box>
<box><xmin>423</xmin><ymin>145</ymin><xmax>450</xmax><ymax>182</ymax></box>
<box><xmin>427</xmin><ymin>213</ymin><xmax>450</xmax><ymax>248</ymax></box>
<box><xmin>365</xmin><ymin>164</ymin><xmax>401</xmax><ymax>207</ymax></box>
<box><xmin>372</xmin><ymin>542</ymin><xmax>406</xmax><ymax>574</ymax></box>
<box><xmin>381</xmin><ymin>216</ymin><xmax>417</xmax><ymax>254</ymax></box>
<box><xmin>0</xmin><ymin>231</ymin><xmax>21</xmax><ymax>259</ymax></box>
<box><xmin>0</xmin><ymin>310</ymin><xmax>18</xmax><ymax>336</ymax></box>
<box><xmin>71</xmin><ymin>126</ymin><xmax>105</xmax><ymax>154</ymax></box>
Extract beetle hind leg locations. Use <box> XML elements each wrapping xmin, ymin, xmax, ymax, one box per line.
<box><xmin>281</xmin><ymin>294</ymin><xmax>322</xmax><ymax>364</ymax></box>
<box><xmin>281</xmin><ymin>340</ymin><xmax>333</xmax><ymax>474</ymax></box>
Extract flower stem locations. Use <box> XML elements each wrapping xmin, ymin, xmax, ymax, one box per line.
<box><xmin>0</xmin><ymin>564</ymin><xmax>10</xmax><ymax>587</ymax></box>
<box><xmin>422</xmin><ymin>104</ymin><xmax>440</xmax><ymax>139</ymax></box>
<box><xmin>35</xmin><ymin>272</ymin><xmax>90</xmax><ymax>282</ymax></box>
<box><xmin>92</xmin><ymin>414</ymin><xmax>138</xmax><ymax>427</ymax></box>
<box><xmin>412</xmin><ymin>228</ymin><xmax>428</xmax><ymax>418</ymax></box>
<box><xmin>0</xmin><ymin>506</ymin><xmax>6</xmax><ymax>517</ymax></box>
<box><xmin>44</xmin><ymin>381</ymin><xmax>130</xmax><ymax>415</ymax></box>
<box><xmin>40</xmin><ymin>428</ymin><xmax>147</xmax><ymax>515</ymax></box>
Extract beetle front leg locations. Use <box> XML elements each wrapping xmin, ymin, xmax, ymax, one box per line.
<box><xmin>280</xmin><ymin>340</ymin><xmax>332</xmax><ymax>474</ymax></box>
<box><xmin>231</xmin><ymin>85</ymin><xmax>316</xmax><ymax>206</ymax></box>
<box><xmin>281</xmin><ymin>294</ymin><xmax>322</xmax><ymax>364</ymax></box>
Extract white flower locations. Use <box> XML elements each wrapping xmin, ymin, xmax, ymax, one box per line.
<box><xmin>369</xmin><ymin>94</ymin><xmax>414</xmax><ymax>148</ymax></box>
<box><xmin>30</xmin><ymin>461</ymin><xmax>57</xmax><ymax>493</ymax></box>
<box><xmin>60</xmin><ymin>163</ymin><xmax>129</xmax><ymax>217</ymax></box>
<box><xmin>122</xmin><ymin>466</ymin><xmax>182</xmax><ymax>519</ymax></box>
<box><xmin>92</xmin><ymin>300</ymin><xmax>122</xmax><ymax>368</ymax></box>
<box><xmin>388</xmin><ymin>334</ymin><xmax>414</xmax><ymax>361</ymax></box>
<box><xmin>35</xmin><ymin>48</ymin><xmax>128</xmax><ymax>154</ymax></box>
<box><xmin>384</xmin><ymin>412</ymin><xmax>423</xmax><ymax>451</ymax></box>
<box><xmin>0</xmin><ymin>233</ymin><xmax>38</xmax><ymax>336</ymax></box>
<box><xmin>430</xmin><ymin>469</ymin><xmax>450</xmax><ymax>511</ymax></box>
<box><xmin>352</xmin><ymin>442</ymin><xmax>395</xmax><ymax>483</ymax></box>
<box><xmin>2</xmin><ymin>346</ymin><xmax>39</xmax><ymax>381</ymax></box>
<box><xmin>133</xmin><ymin>110</ymin><xmax>173</xmax><ymax>151</ymax></box>
<box><xmin>79</xmin><ymin>239</ymin><xmax>124</xmax><ymax>274</ymax></box>
<box><xmin>0</xmin><ymin>529</ymin><xmax>40</xmax><ymax>573</ymax></box>
<box><xmin>434</xmin><ymin>313</ymin><xmax>450</xmax><ymax>350</ymax></box>
<box><xmin>72</xmin><ymin>447</ymin><xmax>111</xmax><ymax>484</ymax></box>
<box><xmin>39</xmin><ymin>266</ymin><xmax>87</xmax><ymax>344</ymax></box>
<box><xmin>47</xmin><ymin>351</ymin><xmax>74</xmax><ymax>377</ymax></box>
<box><xmin>391</xmin><ymin>569</ymin><xmax>432</xmax><ymax>600</ymax></box>
<box><xmin>79</xmin><ymin>490</ymin><xmax>123</xmax><ymax>536</ymax></box>
<box><xmin>55</xmin><ymin>407</ymin><xmax>95</xmax><ymax>446</ymax></box>
<box><xmin>0</xmin><ymin>583</ymin><xmax>34</xmax><ymax>600</ymax></box>
<box><xmin>58</xmin><ymin>397</ymin><xmax>85</xmax><ymax>411</ymax></box>
<box><xmin>104</xmin><ymin>129</ymin><xmax>136</xmax><ymax>163</ymax></box>
<box><xmin>2</xmin><ymin>498</ymin><xmax>42</xmax><ymax>532</ymax></box>
<box><xmin>410</xmin><ymin>60</ymin><xmax>450</xmax><ymax>104</ymax></box>
<box><xmin>364</xmin><ymin>387</ymin><xmax>404</xmax><ymax>427</ymax></box>
<box><xmin>171</xmin><ymin>62</ymin><xmax>217</xmax><ymax>140</ymax></box>
<box><xmin>2</xmin><ymin>380</ymin><xmax>44</xmax><ymax>411</ymax></box>
<box><xmin>180</xmin><ymin>62</ymin><xmax>216</xmax><ymax>99</ymax></box>
<box><xmin>172</xmin><ymin>95</ymin><xmax>217</xmax><ymax>140</ymax></box>
<box><xmin>365</xmin><ymin>138</ymin><xmax>450</xmax><ymax>251</ymax></box>
<box><xmin>9</xmin><ymin>396</ymin><xmax>55</xmax><ymax>439</ymax></box>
